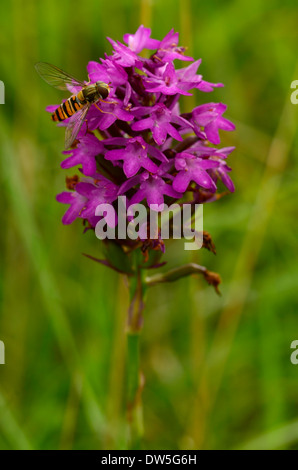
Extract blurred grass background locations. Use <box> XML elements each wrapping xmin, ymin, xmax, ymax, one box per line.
<box><xmin>0</xmin><ymin>0</ymin><xmax>298</xmax><ymax>450</ymax></box>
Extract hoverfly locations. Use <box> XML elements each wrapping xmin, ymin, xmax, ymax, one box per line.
<box><xmin>35</xmin><ymin>62</ymin><xmax>110</xmax><ymax>149</ymax></box>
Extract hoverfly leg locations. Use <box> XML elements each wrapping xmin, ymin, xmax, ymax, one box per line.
<box><xmin>98</xmin><ymin>98</ymin><xmax>118</xmax><ymax>105</ymax></box>
<box><xmin>94</xmin><ymin>102</ymin><xmax>104</xmax><ymax>112</ymax></box>
<box><xmin>94</xmin><ymin>102</ymin><xmax>116</xmax><ymax>117</ymax></box>
<box><xmin>84</xmin><ymin>118</ymin><xmax>89</xmax><ymax>135</ymax></box>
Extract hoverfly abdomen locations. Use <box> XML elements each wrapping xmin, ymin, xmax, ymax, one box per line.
<box><xmin>51</xmin><ymin>94</ymin><xmax>85</xmax><ymax>122</ymax></box>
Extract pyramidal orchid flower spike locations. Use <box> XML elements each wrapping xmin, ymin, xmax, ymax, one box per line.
<box><xmin>48</xmin><ymin>25</ymin><xmax>235</xmax><ymax>448</ymax></box>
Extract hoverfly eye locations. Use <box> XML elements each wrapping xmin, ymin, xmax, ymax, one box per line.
<box><xmin>97</xmin><ymin>83</ymin><xmax>109</xmax><ymax>99</ymax></box>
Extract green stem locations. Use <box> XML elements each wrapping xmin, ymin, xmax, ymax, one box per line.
<box><xmin>126</xmin><ymin>255</ymin><xmax>146</xmax><ymax>449</ymax></box>
<box><xmin>126</xmin><ymin>331</ymin><xmax>143</xmax><ymax>449</ymax></box>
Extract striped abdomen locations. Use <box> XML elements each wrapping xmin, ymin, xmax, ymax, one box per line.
<box><xmin>52</xmin><ymin>92</ymin><xmax>85</xmax><ymax>122</ymax></box>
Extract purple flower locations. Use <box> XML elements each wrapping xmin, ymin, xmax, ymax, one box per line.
<box><xmin>46</xmin><ymin>104</ymin><xmax>60</xmax><ymax>113</ymax></box>
<box><xmin>61</xmin><ymin>134</ymin><xmax>104</xmax><ymax>176</ymax></box>
<box><xmin>87</xmin><ymin>99</ymin><xmax>133</xmax><ymax>131</ymax></box>
<box><xmin>123</xmin><ymin>25</ymin><xmax>160</xmax><ymax>53</ymax></box>
<box><xmin>129</xmin><ymin>172</ymin><xmax>183</xmax><ymax>210</ymax></box>
<box><xmin>132</xmin><ymin>103</ymin><xmax>186</xmax><ymax>145</ymax></box>
<box><xmin>87</xmin><ymin>59</ymin><xmax>127</xmax><ymax>88</ymax></box>
<box><xmin>154</xmin><ymin>29</ymin><xmax>193</xmax><ymax>62</ymax></box>
<box><xmin>107</xmin><ymin>38</ymin><xmax>143</xmax><ymax>68</ymax></box>
<box><xmin>57</xmin><ymin>175</ymin><xmax>118</xmax><ymax>226</ymax></box>
<box><xmin>105</xmin><ymin>136</ymin><xmax>166</xmax><ymax>178</ymax></box>
<box><xmin>207</xmin><ymin>151</ymin><xmax>236</xmax><ymax>192</ymax></box>
<box><xmin>49</xmin><ymin>25</ymin><xmax>235</xmax><ymax>257</ymax></box>
<box><xmin>143</xmin><ymin>62</ymin><xmax>193</xmax><ymax>96</ymax></box>
<box><xmin>191</xmin><ymin>103</ymin><xmax>235</xmax><ymax>144</ymax></box>
<box><xmin>211</xmin><ymin>161</ymin><xmax>235</xmax><ymax>192</ymax></box>
<box><xmin>76</xmin><ymin>178</ymin><xmax>118</xmax><ymax>222</ymax></box>
<box><xmin>176</xmin><ymin>60</ymin><xmax>224</xmax><ymax>92</ymax></box>
<box><xmin>56</xmin><ymin>191</ymin><xmax>87</xmax><ymax>225</ymax></box>
<box><xmin>173</xmin><ymin>152</ymin><xmax>219</xmax><ymax>193</ymax></box>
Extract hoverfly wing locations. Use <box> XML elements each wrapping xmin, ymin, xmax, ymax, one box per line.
<box><xmin>65</xmin><ymin>104</ymin><xmax>90</xmax><ymax>149</ymax></box>
<box><xmin>35</xmin><ymin>62</ymin><xmax>85</xmax><ymax>91</ymax></box>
